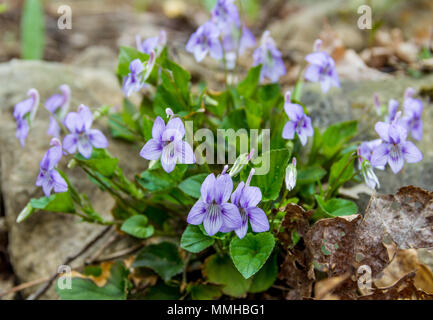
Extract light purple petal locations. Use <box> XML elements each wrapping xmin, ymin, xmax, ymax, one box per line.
<box><xmin>375</xmin><ymin>122</ymin><xmax>390</xmax><ymax>142</ymax></box>
<box><xmin>388</xmin><ymin>145</ymin><xmax>404</xmax><ymax>174</ymax></box>
<box><xmin>78</xmin><ymin>105</ymin><xmax>93</xmax><ymax>132</ymax></box>
<box><xmin>51</xmin><ymin>170</ymin><xmax>68</xmax><ymax>193</ymax></box>
<box><xmin>47</xmin><ymin>117</ymin><xmax>61</xmax><ymax>137</ymax></box>
<box><xmin>234</xmin><ymin>211</ymin><xmax>249</xmax><ymax>239</ymax></box>
<box><xmin>305</xmin><ymin>52</ymin><xmax>328</xmax><ymax>66</ymax></box>
<box><xmin>297</xmin><ymin>129</ymin><xmax>308</xmax><ymax>146</ymax></box>
<box><xmin>88</xmin><ymin>129</ymin><xmax>108</xmax><ymax>149</ymax></box>
<box><xmin>152</xmin><ymin>116</ymin><xmax>165</xmax><ymax>141</ymax></box>
<box><xmin>304</xmin><ymin>64</ymin><xmax>321</xmax><ymax>82</ymax></box>
<box><xmin>220</xmin><ymin>203</ymin><xmax>242</xmax><ymax>231</ymax></box>
<box><xmin>163</xmin><ymin>118</ymin><xmax>185</xmax><ymax>142</ymax></box>
<box><xmin>62</xmin><ymin>134</ymin><xmax>78</xmax><ymax>155</ymax></box>
<box><xmin>140</xmin><ymin>139</ymin><xmax>163</xmax><ymax>160</ymax></box>
<box><xmin>64</xmin><ymin>112</ymin><xmax>82</xmax><ymax>134</ymax></box>
<box><xmin>176</xmin><ymin>141</ymin><xmax>195</xmax><ymax>164</ymax></box>
<box><xmin>208</xmin><ymin>39</ymin><xmax>223</xmax><ymax>60</ymax></box>
<box><xmin>320</xmin><ymin>77</ymin><xmax>332</xmax><ymax>93</ymax></box>
<box><xmin>42</xmin><ymin>179</ymin><xmax>53</xmax><ymax>197</ymax></box>
<box><xmin>187</xmin><ymin>201</ymin><xmax>207</xmax><ymax>225</ymax></box>
<box><xmin>284</xmin><ymin>103</ymin><xmax>304</xmax><ymax>121</ymax></box>
<box><xmin>45</xmin><ymin>94</ymin><xmax>64</xmax><ymax>113</ymax></box>
<box><xmin>247</xmin><ymin>207</ymin><xmax>269</xmax><ymax>233</ymax></box>
<box><xmin>371</xmin><ymin>143</ymin><xmax>390</xmax><ymax>168</ymax></box>
<box><xmin>161</xmin><ymin>143</ymin><xmax>177</xmax><ymax>173</ymax></box>
<box><xmin>203</xmin><ymin>204</ymin><xmax>223</xmax><ymax>236</ymax></box>
<box><xmin>201</xmin><ymin>174</ymin><xmax>216</xmax><ymax>204</ymax></box>
<box><xmin>239</xmin><ymin>186</ymin><xmax>262</xmax><ymax>208</ymax></box>
<box><xmin>214</xmin><ymin>174</ymin><xmax>233</xmax><ymax>204</ymax></box>
<box><xmin>230</xmin><ymin>182</ymin><xmax>245</xmax><ymax>206</ymax></box>
<box><xmin>77</xmin><ymin>137</ymin><xmax>93</xmax><ymax>159</ymax></box>
<box><xmin>402</xmin><ymin>141</ymin><xmax>423</xmax><ymax>163</ymax></box>
<box><xmin>282</xmin><ymin>121</ymin><xmax>296</xmax><ymax>140</ymax></box>
<box><xmin>410</xmin><ymin>120</ymin><xmax>423</xmax><ymax>141</ymax></box>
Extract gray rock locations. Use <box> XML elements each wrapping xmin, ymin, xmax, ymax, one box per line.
<box><xmin>0</xmin><ymin>60</ymin><xmax>145</xmax><ymax>299</ymax></box>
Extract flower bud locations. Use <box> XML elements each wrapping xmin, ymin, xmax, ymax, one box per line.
<box><xmin>16</xmin><ymin>203</ymin><xmax>35</xmax><ymax>223</ymax></box>
<box><xmin>229</xmin><ymin>149</ymin><xmax>254</xmax><ymax>177</ymax></box>
<box><xmin>285</xmin><ymin>157</ymin><xmax>297</xmax><ymax>191</ymax></box>
<box><xmin>361</xmin><ymin>160</ymin><xmax>380</xmax><ymax>190</ymax></box>
<box><xmin>67</xmin><ymin>159</ymin><xmax>78</xmax><ymax>169</ymax></box>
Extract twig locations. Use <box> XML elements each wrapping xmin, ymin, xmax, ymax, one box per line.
<box><xmin>26</xmin><ymin>225</ymin><xmax>112</xmax><ymax>300</ymax></box>
<box><xmin>87</xmin><ymin>242</ymin><xmax>144</xmax><ymax>265</ymax></box>
<box><xmin>0</xmin><ymin>277</ymin><xmax>49</xmax><ymax>298</ymax></box>
<box><xmin>85</xmin><ymin>231</ymin><xmax>119</xmax><ymax>265</ymax></box>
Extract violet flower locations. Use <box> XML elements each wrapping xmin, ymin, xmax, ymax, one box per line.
<box><xmin>210</xmin><ymin>0</ymin><xmax>240</xmax><ymax>32</ymax></box>
<box><xmin>122</xmin><ymin>53</ymin><xmax>155</xmax><ymax>97</ymax></box>
<box><xmin>229</xmin><ymin>169</ymin><xmax>269</xmax><ymax>239</ymax></box>
<box><xmin>359</xmin><ymin>159</ymin><xmax>380</xmax><ymax>190</ymax></box>
<box><xmin>402</xmin><ymin>87</ymin><xmax>423</xmax><ymax>141</ymax></box>
<box><xmin>36</xmin><ymin>138</ymin><xmax>68</xmax><ymax>197</ymax></box>
<box><xmin>371</xmin><ymin>114</ymin><xmax>423</xmax><ymax>174</ymax></box>
<box><xmin>386</xmin><ymin>99</ymin><xmax>399</xmax><ymax>123</ymax></box>
<box><xmin>358</xmin><ymin>139</ymin><xmax>383</xmax><ymax>169</ymax></box>
<box><xmin>140</xmin><ymin>108</ymin><xmax>195</xmax><ymax>173</ymax></box>
<box><xmin>187</xmin><ymin>166</ymin><xmax>242</xmax><ymax>236</ymax></box>
<box><xmin>252</xmin><ymin>30</ymin><xmax>286</xmax><ymax>83</ymax></box>
<box><xmin>186</xmin><ymin>21</ymin><xmax>223</xmax><ymax>62</ymax></box>
<box><xmin>45</xmin><ymin>84</ymin><xmax>71</xmax><ymax>137</ymax></box>
<box><xmin>136</xmin><ymin>30</ymin><xmax>167</xmax><ymax>55</ymax></box>
<box><xmin>13</xmin><ymin>88</ymin><xmax>39</xmax><ymax>147</ymax></box>
<box><xmin>222</xmin><ymin>25</ymin><xmax>256</xmax><ymax>69</ymax></box>
<box><xmin>304</xmin><ymin>39</ymin><xmax>340</xmax><ymax>93</ymax></box>
<box><xmin>63</xmin><ymin>105</ymin><xmax>109</xmax><ymax>159</ymax></box>
<box><xmin>282</xmin><ymin>92</ymin><xmax>313</xmax><ymax>146</ymax></box>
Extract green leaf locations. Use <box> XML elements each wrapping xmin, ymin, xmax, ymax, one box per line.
<box><xmin>321</xmin><ymin>121</ymin><xmax>357</xmax><ymax>158</ymax></box>
<box><xmin>315</xmin><ymin>196</ymin><xmax>358</xmax><ymax>218</ymax></box>
<box><xmin>243</xmin><ymin>149</ymin><xmax>291</xmax><ymax>201</ymax></box>
<box><xmin>178</xmin><ymin>173</ymin><xmax>208</xmax><ymax>199</ymax></box>
<box><xmin>30</xmin><ymin>191</ymin><xmax>75</xmax><ymax>213</ymax></box>
<box><xmin>244</xmin><ymin>98</ymin><xmax>263</xmax><ymax>129</ymax></box>
<box><xmin>249</xmin><ymin>251</ymin><xmax>278</xmax><ymax>293</ymax></box>
<box><xmin>117</xmin><ymin>46</ymin><xmax>149</xmax><ymax>77</ymax></box>
<box><xmin>329</xmin><ymin>152</ymin><xmax>355</xmax><ymax>190</ymax></box>
<box><xmin>237</xmin><ymin>65</ymin><xmax>262</xmax><ymax>98</ymax></box>
<box><xmin>21</xmin><ymin>0</ymin><xmax>45</xmax><ymax>60</ymax></box>
<box><xmin>144</xmin><ymin>282</ymin><xmax>181</xmax><ymax>300</ymax></box>
<box><xmin>137</xmin><ymin>164</ymin><xmax>187</xmax><ymax>192</ymax></box>
<box><xmin>204</xmin><ymin>254</ymin><xmax>252</xmax><ymax>297</ymax></box>
<box><xmin>121</xmin><ymin>215</ymin><xmax>154</xmax><ymax>239</ymax></box>
<box><xmin>133</xmin><ymin>242</ymin><xmax>184</xmax><ymax>281</ymax></box>
<box><xmin>56</xmin><ymin>262</ymin><xmax>129</xmax><ymax>300</ymax></box>
<box><xmin>180</xmin><ymin>225</ymin><xmax>215</xmax><ymax>253</ymax></box>
<box><xmin>297</xmin><ymin>166</ymin><xmax>327</xmax><ymax>185</ymax></box>
<box><xmin>163</xmin><ymin>59</ymin><xmax>191</xmax><ymax>103</ymax></box>
<box><xmin>229</xmin><ymin>232</ymin><xmax>275</xmax><ymax>279</ymax></box>
<box><xmin>190</xmin><ymin>284</ymin><xmax>222</xmax><ymax>300</ymax></box>
<box><xmin>77</xmin><ymin>149</ymin><xmax>119</xmax><ymax>178</ymax></box>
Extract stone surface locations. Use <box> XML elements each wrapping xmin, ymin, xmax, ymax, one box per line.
<box><xmin>0</xmin><ymin>60</ymin><xmax>145</xmax><ymax>299</ymax></box>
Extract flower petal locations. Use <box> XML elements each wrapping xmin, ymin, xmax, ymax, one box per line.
<box><xmin>214</xmin><ymin>174</ymin><xmax>233</xmax><ymax>204</ymax></box>
<box><xmin>375</xmin><ymin>122</ymin><xmax>390</xmax><ymax>142</ymax></box>
<box><xmin>163</xmin><ymin>118</ymin><xmax>185</xmax><ymax>142</ymax></box>
<box><xmin>371</xmin><ymin>143</ymin><xmax>390</xmax><ymax>168</ymax></box>
<box><xmin>140</xmin><ymin>139</ymin><xmax>163</xmax><ymax>160</ymax></box>
<box><xmin>64</xmin><ymin>112</ymin><xmax>82</xmax><ymax>133</ymax></box>
<box><xmin>239</xmin><ymin>186</ymin><xmax>262</xmax><ymax>208</ymax></box>
<box><xmin>247</xmin><ymin>207</ymin><xmax>269</xmax><ymax>233</ymax></box>
<box><xmin>284</xmin><ymin>103</ymin><xmax>304</xmax><ymax>121</ymax></box>
<box><xmin>152</xmin><ymin>116</ymin><xmax>165</xmax><ymax>140</ymax></box>
<box><xmin>78</xmin><ymin>105</ymin><xmax>93</xmax><ymax>132</ymax></box>
<box><xmin>304</xmin><ymin>64</ymin><xmax>321</xmax><ymax>82</ymax></box>
<box><xmin>203</xmin><ymin>205</ymin><xmax>223</xmax><ymax>236</ymax></box>
<box><xmin>201</xmin><ymin>173</ymin><xmax>216</xmax><ymax>204</ymax></box>
<box><xmin>234</xmin><ymin>211</ymin><xmax>249</xmax><ymax>239</ymax></box>
<box><xmin>51</xmin><ymin>170</ymin><xmax>68</xmax><ymax>193</ymax></box>
<box><xmin>282</xmin><ymin>121</ymin><xmax>296</xmax><ymax>140</ymax></box>
<box><xmin>62</xmin><ymin>134</ymin><xmax>78</xmax><ymax>155</ymax></box>
<box><xmin>402</xmin><ymin>141</ymin><xmax>423</xmax><ymax>163</ymax></box>
<box><xmin>176</xmin><ymin>141</ymin><xmax>195</xmax><ymax>164</ymax></box>
<box><xmin>220</xmin><ymin>203</ymin><xmax>242</xmax><ymax>231</ymax></box>
<box><xmin>187</xmin><ymin>201</ymin><xmax>207</xmax><ymax>225</ymax></box>
<box><xmin>388</xmin><ymin>145</ymin><xmax>404</xmax><ymax>174</ymax></box>
<box><xmin>78</xmin><ymin>137</ymin><xmax>93</xmax><ymax>159</ymax></box>
<box><xmin>230</xmin><ymin>182</ymin><xmax>245</xmax><ymax>206</ymax></box>
<box><xmin>161</xmin><ymin>143</ymin><xmax>177</xmax><ymax>173</ymax></box>
<box><xmin>88</xmin><ymin>129</ymin><xmax>108</xmax><ymax>149</ymax></box>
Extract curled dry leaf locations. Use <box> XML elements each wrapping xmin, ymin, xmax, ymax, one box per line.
<box><xmin>360</xmin><ymin>272</ymin><xmax>433</xmax><ymax>300</ymax></box>
<box><xmin>314</xmin><ymin>273</ymin><xmax>350</xmax><ymax>300</ymax></box>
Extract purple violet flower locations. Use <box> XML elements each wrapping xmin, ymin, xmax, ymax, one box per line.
<box><xmin>186</xmin><ymin>22</ymin><xmax>223</xmax><ymax>62</ymax></box>
<box><xmin>136</xmin><ymin>30</ymin><xmax>167</xmax><ymax>55</ymax></box>
<box><xmin>35</xmin><ymin>138</ymin><xmax>68</xmax><ymax>197</ymax></box>
<box><xmin>13</xmin><ymin>88</ymin><xmax>39</xmax><ymax>147</ymax></box>
<box><xmin>386</xmin><ymin>99</ymin><xmax>399</xmax><ymax>123</ymax></box>
<box><xmin>358</xmin><ymin>139</ymin><xmax>383</xmax><ymax>169</ymax></box>
<box><xmin>210</xmin><ymin>0</ymin><xmax>240</xmax><ymax>32</ymax></box>
<box><xmin>282</xmin><ymin>92</ymin><xmax>313</xmax><ymax>146</ymax></box>
<box><xmin>63</xmin><ymin>105</ymin><xmax>109</xmax><ymax>159</ymax></box>
<box><xmin>304</xmin><ymin>39</ymin><xmax>340</xmax><ymax>93</ymax></box>
<box><xmin>122</xmin><ymin>53</ymin><xmax>155</xmax><ymax>97</ymax></box>
<box><xmin>229</xmin><ymin>168</ymin><xmax>269</xmax><ymax>239</ymax></box>
<box><xmin>187</xmin><ymin>166</ymin><xmax>242</xmax><ymax>236</ymax></box>
<box><xmin>252</xmin><ymin>30</ymin><xmax>286</xmax><ymax>83</ymax></box>
<box><xmin>140</xmin><ymin>108</ymin><xmax>195</xmax><ymax>173</ymax></box>
<box><xmin>402</xmin><ymin>87</ymin><xmax>423</xmax><ymax>141</ymax></box>
<box><xmin>45</xmin><ymin>84</ymin><xmax>71</xmax><ymax>137</ymax></box>
<box><xmin>371</xmin><ymin>114</ymin><xmax>423</xmax><ymax>174</ymax></box>
<box><xmin>222</xmin><ymin>25</ymin><xmax>256</xmax><ymax>69</ymax></box>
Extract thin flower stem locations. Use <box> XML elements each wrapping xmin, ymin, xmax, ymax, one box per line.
<box><xmin>325</xmin><ymin>153</ymin><xmax>356</xmax><ymax>200</ymax></box>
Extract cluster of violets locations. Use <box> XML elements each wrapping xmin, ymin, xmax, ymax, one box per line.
<box><xmin>187</xmin><ymin>166</ymin><xmax>269</xmax><ymax>239</ymax></box>
<box><xmin>13</xmin><ymin>85</ymin><xmax>109</xmax><ymax>197</ymax></box>
<box><xmin>358</xmin><ymin>87</ymin><xmax>424</xmax><ymax>189</ymax></box>
<box><xmin>12</xmin><ymin>1</ymin><xmax>425</xmax><ymax>241</ymax></box>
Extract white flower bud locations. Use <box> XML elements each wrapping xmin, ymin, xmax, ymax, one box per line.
<box><xmin>285</xmin><ymin>157</ymin><xmax>297</xmax><ymax>191</ymax></box>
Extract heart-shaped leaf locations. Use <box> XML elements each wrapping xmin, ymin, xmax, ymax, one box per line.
<box><xmin>181</xmin><ymin>225</ymin><xmax>214</xmax><ymax>253</ymax></box>
<box><xmin>121</xmin><ymin>215</ymin><xmax>154</xmax><ymax>239</ymax></box>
